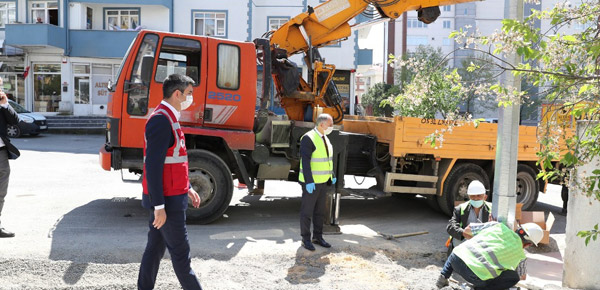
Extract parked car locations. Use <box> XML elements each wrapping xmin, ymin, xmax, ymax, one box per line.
<box><xmin>6</xmin><ymin>100</ymin><xmax>48</xmax><ymax>138</ymax></box>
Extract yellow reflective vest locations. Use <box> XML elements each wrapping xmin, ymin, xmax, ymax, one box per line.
<box><xmin>454</xmin><ymin>223</ymin><xmax>526</xmax><ymax>280</ymax></box>
<box><xmin>299</xmin><ymin>129</ymin><xmax>333</xmax><ymax>184</ymax></box>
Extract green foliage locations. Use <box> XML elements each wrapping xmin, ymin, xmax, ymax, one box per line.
<box><xmin>452</xmin><ymin>0</ymin><xmax>600</xmax><ymax>244</ymax></box>
<box><xmin>360</xmin><ymin>82</ymin><xmax>399</xmax><ymax>117</ymax></box>
<box><xmin>577</xmin><ymin>224</ymin><xmax>599</xmax><ymax>246</ymax></box>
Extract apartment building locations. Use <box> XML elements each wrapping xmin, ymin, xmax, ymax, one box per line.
<box><xmin>0</xmin><ymin>0</ymin><xmax>360</xmax><ymax>116</ymax></box>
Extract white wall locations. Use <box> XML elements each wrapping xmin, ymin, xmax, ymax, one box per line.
<box><xmin>68</xmin><ymin>4</ymin><xmax>169</xmax><ymax>31</ymax></box>
<box><xmin>174</xmin><ymin>0</ymin><xmax>248</xmax><ymax>40</ymax></box>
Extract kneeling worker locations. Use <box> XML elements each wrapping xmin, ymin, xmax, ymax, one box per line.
<box><xmin>436</xmin><ymin>222</ymin><xmax>544</xmax><ymax>290</ymax></box>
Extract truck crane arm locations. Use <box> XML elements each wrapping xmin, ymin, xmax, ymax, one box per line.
<box><xmin>259</xmin><ymin>0</ymin><xmax>479</xmax><ymax>124</ymax></box>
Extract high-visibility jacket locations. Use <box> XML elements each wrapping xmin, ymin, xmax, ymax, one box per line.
<box><xmin>299</xmin><ymin>129</ymin><xmax>333</xmax><ymax>184</ymax></box>
<box><xmin>453</xmin><ymin>223</ymin><xmax>525</xmax><ymax>281</ymax></box>
<box><xmin>142</xmin><ymin>103</ymin><xmax>189</xmax><ymax>196</ymax></box>
<box><xmin>447</xmin><ymin>201</ymin><xmax>493</xmax><ymax>246</ymax></box>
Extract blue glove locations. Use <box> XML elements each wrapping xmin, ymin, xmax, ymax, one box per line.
<box><xmin>332</xmin><ymin>177</ymin><xmax>337</xmax><ymax>184</ymax></box>
<box><xmin>306</xmin><ymin>183</ymin><xmax>315</xmax><ymax>194</ymax></box>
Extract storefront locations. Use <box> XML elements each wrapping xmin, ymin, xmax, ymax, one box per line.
<box><xmin>0</xmin><ymin>61</ymin><xmax>26</xmax><ymax>107</ymax></box>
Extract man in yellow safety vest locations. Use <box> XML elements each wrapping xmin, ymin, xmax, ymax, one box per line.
<box><xmin>436</xmin><ymin>222</ymin><xmax>544</xmax><ymax>289</ymax></box>
<box><xmin>298</xmin><ymin>113</ymin><xmax>336</xmax><ymax>251</ymax></box>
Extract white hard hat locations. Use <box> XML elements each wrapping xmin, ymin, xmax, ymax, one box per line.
<box><xmin>467</xmin><ymin>180</ymin><xmax>486</xmax><ymax>195</ymax></box>
<box><xmin>521</xmin><ymin>223</ymin><xmax>544</xmax><ymax>246</ymax></box>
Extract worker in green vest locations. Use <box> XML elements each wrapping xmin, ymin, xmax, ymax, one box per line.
<box><xmin>298</xmin><ymin>113</ymin><xmax>336</xmax><ymax>251</ymax></box>
<box><xmin>436</xmin><ymin>222</ymin><xmax>544</xmax><ymax>289</ymax></box>
<box><xmin>446</xmin><ymin>180</ymin><xmax>492</xmax><ymax>256</ymax></box>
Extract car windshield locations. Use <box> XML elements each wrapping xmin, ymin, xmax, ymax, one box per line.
<box><xmin>9</xmin><ymin>101</ymin><xmax>30</xmax><ymax>113</ymax></box>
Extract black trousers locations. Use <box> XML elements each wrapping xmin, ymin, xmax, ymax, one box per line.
<box><xmin>300</xmin><ymin>182</ymin><xmax>329</xmax><ymax>241</ymax></box>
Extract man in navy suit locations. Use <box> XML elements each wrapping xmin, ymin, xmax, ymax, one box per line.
<box><xmin>138</xmin><ymin>74</ymin><xmax>202</xmax><ymax>290</ymax></box>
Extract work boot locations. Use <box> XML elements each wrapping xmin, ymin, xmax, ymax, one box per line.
<box><xmin>435</xmin><ymin>274</ymin><xmax>449</xmax><ymax>288</ymax></box>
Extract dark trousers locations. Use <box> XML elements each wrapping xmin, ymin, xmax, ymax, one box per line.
<box><xmin>300</xmin><ymin>182</ymin><xmax>329</xmax><ymax>241</ymax></box>
<box><xmin>0</xmin><ymin>149</ymin><xmax>9</xmax><ymax>227</ymax></box>
<box><xmin>138</xmin><ymin>209</ymin><xmax>202</xmax><ymax>290</ymax></box>
<box><xmin>441</xmin><ymin>253</ymin><xmax>519</xmax><ymax>290</ymax></box>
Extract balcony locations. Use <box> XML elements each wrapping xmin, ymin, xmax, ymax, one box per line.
<box><xmin>4</xmin><ymin>24</ymin><xmax>66</xmax><ymax>51</ymax></box>
<box><xmin>70</xmin><ymin>0</ymin><xmax>171</xmax><ymax>8</ymax></box>
<box><xmin>69</xmin><ymin>30</ymin><xmax>139</xmax><ymax>58</ymax></box>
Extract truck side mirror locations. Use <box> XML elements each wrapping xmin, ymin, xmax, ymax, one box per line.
<box><xmin>141</xmin><ymin>55</ymin><xmax>154</xmax><ymax>85</ymax></box>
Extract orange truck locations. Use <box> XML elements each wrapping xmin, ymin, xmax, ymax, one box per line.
<box><xmin>99</xmin><ymin>0</ymin><xmax>558</xmax><ymax>223</ymax></box>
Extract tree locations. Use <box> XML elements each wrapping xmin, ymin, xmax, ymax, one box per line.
<box><xmin>360</xmin><ymin>82</ymin><xmax>399</xmax><ymax>117</ymax></box>
<box><xmin>389</xmin><ymin>45</ymin><xmax>468</xmax><ymax>119</ymax></box>
<box><xmin>448</xmin><ymin>0</ymin><xmax>600</xmax><ymax>241</ymax></box>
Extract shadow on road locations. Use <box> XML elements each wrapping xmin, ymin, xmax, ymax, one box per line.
<box><xmin>11</xmin><ymin>133</ymin><xmax>104</xmax><ymax>154</ymax></box>
<box><xmin>48</xmin><ymin>193</ymin><xmax>449</xmax><ymax>285</ymax></box>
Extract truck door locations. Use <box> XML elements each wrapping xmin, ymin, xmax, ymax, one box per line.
<box><xmin>154</xmin><ymin>36</ymin><xmax>206</xmax><ymax>126</ymax></box>
<box><xmin>120</xmin><ymin>34</ymin><xmax>207</xmax><ymax>149</ymax></box>
<box><xmin>204</xmin><ymin>39</ymin><xmax>256</xmax><ymax>131</ymax></box>
<box><xmin>120</xmin><ymin>33</ymin><xmax>159</xmax><ymax>149</ymax></box>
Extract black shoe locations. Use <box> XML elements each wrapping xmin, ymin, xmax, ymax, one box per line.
<box><xmin>312</xmin><ymin>238</ymin><xmax>331</xmax><ymax>248</ymax></box>
<box><xmin>302</xmin><ymin>240</ymin><xmax>316</xmax><ymax>251</ymax></box>
<box><xmin>0</xmin><ymin>228</ymin><xmax>14</xmax><ymax>238</ymax></box>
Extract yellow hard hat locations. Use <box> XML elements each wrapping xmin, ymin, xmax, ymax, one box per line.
<box><xmin>521</xmin><ymin>223</ymin><xmax>544</xmax><ymax>246</ymax></box>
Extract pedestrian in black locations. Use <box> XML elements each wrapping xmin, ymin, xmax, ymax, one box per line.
<box><xmin>0</xmin><ymin>77</ymin><xmax>19</xmax><ymax>238</ymax></box>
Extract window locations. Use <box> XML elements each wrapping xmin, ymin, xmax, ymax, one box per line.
<box><xmin>33</xmin><ymin>64</ymin><xmax>61</xmax><ymax>112</ymax></box>
<box><xmin>0</xmin><ymin>2</ymin><xmax>16</xmax><ymax>28</ymax></box>
<box><xmin>217</xmin><ymin>44</ymin><xmax>240</xmax><ymax>90</ymax></box>
<box><xmin>193</xmin><ymin>11</ymin><xmax>226</xmax><ymax>37</ymax></box>
<box><xmin>443</xmin><ymin>5</ymin><xmax>451</xmax><ymax>12</ymax></box>
<box><xmin>127</xmin><ymin>34</ymin><xmax>159</xmax><ymax>116</ymax></box>
<box><xmin>407</xmin><ymin>18</ymin><xmax>427</xmax><ymax>28</ymax></box>
<box><xmin>443</xmin><ymin>38</ymin><xmax>452</xmax><ymax>46</ymax></box>
<box><xmin>268</xmin><ymin>17</ymin><xmax>289</xmax><ymax>31</ymax></box>
<box><xmin>155</xmin><ymin>37</ymin><xmax>201</xmax><ymax>85</ymax></box>
<box><xmin>73</xmin><ymin>64</ymin><xmax>90</xmax><ymax>105</ymax></box>
<box><xmin>407</xmin><ymin>36</ymin><xmax>428</xmax><ymax>46</ymax></box>
<box><xmin>443</xmin><ymin>20</ymin><xmax>451</xmax><ymax>29</ymax></box>
<box><xmin>105</xmin><ymin>9</ymin><xmax>140</xmax><ymax>30</ymax></box>
<box><xmin>30</xmin><ymin>1</ymin><xmax>58</xmax><ymax>25</ymax></box>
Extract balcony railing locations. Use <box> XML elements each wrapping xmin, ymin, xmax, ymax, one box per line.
<box><xmin>5</xmin><ymin>24</ymin><xmax>66</xmax><ymax>50</ymax></box>
<box><xmin>69</xmin><ymin>30</ymin><xmax>139</xmax><ymax>58</ymax></box>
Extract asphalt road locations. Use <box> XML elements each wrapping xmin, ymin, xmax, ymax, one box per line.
<box><xmin>0</xmin><ymin>133</ymin><xmax>568</xmax><ymax>289</ymax></box>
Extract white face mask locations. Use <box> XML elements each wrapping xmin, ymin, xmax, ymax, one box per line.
<box><xmin>324</xmin><ymin>126</ymin><xmax>333</xmax><ymax>135</ymax></box>
<box><xmin>180</xmin><ymin>94</ymin><xmax>193</xmax><ymax>110</ymax></box>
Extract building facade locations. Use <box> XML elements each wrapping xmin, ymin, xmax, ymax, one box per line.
<box><xmin>1</xmin><ymin>0</ymin><xmax>359</xmax><ymax>116</ymax></box>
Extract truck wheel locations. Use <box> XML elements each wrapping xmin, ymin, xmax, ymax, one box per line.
<box><xmin>516</xmin><ymin>164</ymin><xmax>539</xmax><ymax>210</ymax></box>
<box><xmin>186</xmin><ymin>149</ymin><xmax>233</xmax><ymax>224</ymax></box>
<box><xmin>438</xmin><ymin>163</ymin><xmax>490</xmax><ymax>216</ymax></box>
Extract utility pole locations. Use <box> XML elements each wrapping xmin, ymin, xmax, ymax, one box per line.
<box><xmin>492</xmin><ymin>0</ymin><xmax>524</xmax><ymax>228</ymax></box>
<box><xmin>386</xmin><ymin>19</ymin><xmax>395</xmax><ymax>85</ymax></box>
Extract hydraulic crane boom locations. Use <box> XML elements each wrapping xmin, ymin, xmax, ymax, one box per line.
<box><xmin>260</xmin><ymin>0</ymin><xmax>479</xmax><ymax>124</ymax></box>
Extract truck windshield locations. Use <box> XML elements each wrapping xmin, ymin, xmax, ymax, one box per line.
<box><xmin>109</xmin><ymin>34</ymin><xmax>137</xmax><ymax>92</ymax></box>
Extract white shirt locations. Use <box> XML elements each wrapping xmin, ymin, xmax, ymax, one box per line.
<box><xmin>160</xmin><ymin>100</ymin><xmax>180</xmax><ymax>121</ymax></box>
<box><xmin>0</xmin><ymin>103</ymin><xmax>9</xmax><ymax>148</ymax></box>
<box><xmin>154</xmin><ymin>100</ymin><xmax>180</xmax><ymax>210</ymax></box>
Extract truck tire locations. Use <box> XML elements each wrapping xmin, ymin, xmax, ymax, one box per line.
<box><xmin>438</xmin><ymin>163</ymin><xmax>490</xmax><ymax>216</ymax></box>
<box><xmin>186</xmin><ymin>149</ymin><xmax>233</xmax><ymax>224</ymax></box>
<box><xmin>516</xmin><ymin>164</ymin><xmax>539</xmax><ymax>210</ymax></box>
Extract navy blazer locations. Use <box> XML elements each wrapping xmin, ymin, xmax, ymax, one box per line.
<box><xmin>142</xmin><ymin>113</ymin><xmax>188</xmax><ymax>212</ymax></box>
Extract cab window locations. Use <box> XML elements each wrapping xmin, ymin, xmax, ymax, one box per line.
<box><xmin>217</xmin><ymin>44</ymin><xmax>240</xmax><ymax>90</ymax></box>
<box><xmin>127</xmin><ymin>33</ymin><xmax>159</xmax><ymax>116</ymax></box>
<box><xmin>155</xmin><ymin>37</ymin><xmax>201</xmax><ymax>85</ymax></box>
